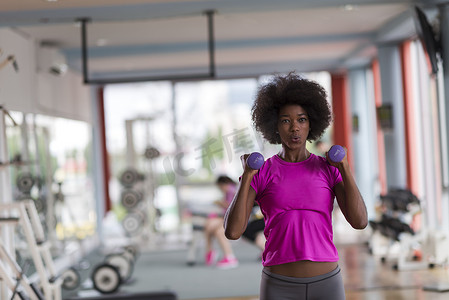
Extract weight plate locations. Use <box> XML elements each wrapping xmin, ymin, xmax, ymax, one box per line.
<box><xmin>16</xmin><ymin>172</ymin><xmax>35</xmax><ymax>193</ymax></box>
<box><xmin>120</xmin><ymin>189</ymin><xmax>141</xmax><ymax>210</ymax></box>
<box><xmin>105</xmin><ymin>253</ymin><xmax>134</xmax><ymax>282</ymax></box>
<box><xmin>91</xmin><ymin>264</ymin><xmax>121</xmax><ymax>294</ymax></box>
<box><xmin>144</xmin><ymin>147</ymin><xmax>160</xmax><ymax>160</ymax></box>
<box><xmin>123</xmin><ymin>245</ymin><xmax>139</xmax><ymax>260</ymax></box>
<box><xmin>61</xmin><ymin>267</ymin><xmax>81</xmax><ymax>290</ymax></box>
<box><xmin>121</xmin><ymin>250</ymin><xmax>135</xmax><ymax>263</ymax></box>
<box><xmin>122</xmin><ymin>213</ymin><xmax>143</xmax><ymax>236</ymax></box>
<box><xmin>119</xmin><ymin>168</ymin><xmax>139</xmax><ymax>187</ymax></box>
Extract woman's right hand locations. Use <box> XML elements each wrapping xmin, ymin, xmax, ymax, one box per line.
<box><xmin>240</xmin><ymin>154</ymin><xmax>259</xmax><ymax>175</ymax></box>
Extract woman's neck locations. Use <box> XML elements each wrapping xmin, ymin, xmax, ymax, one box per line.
<box><xmin>277</xmin><ymin>148</ymin><xmax>310</xmax><ymax>163</ymax></box>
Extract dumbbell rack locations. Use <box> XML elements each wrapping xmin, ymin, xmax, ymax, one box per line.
<box><xmin>0</xmin><ymin>200</ymin><xmax>62</xmax><ymax>300</ymax></box>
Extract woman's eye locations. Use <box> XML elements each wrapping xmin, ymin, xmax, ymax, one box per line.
<box><xmin>281</xmin><ymin>119</ymin><xmax>290</xmax><ymax>123</ymax></box>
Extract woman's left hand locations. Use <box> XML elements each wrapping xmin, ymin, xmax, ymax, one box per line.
<box><xmin>325</xmin><ymin>146</ymin><xmax>348</xmax><ymax>168</ymax></box>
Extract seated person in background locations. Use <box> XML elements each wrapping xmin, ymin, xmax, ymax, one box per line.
<box><xmin>314</xmin><ymin>139</ymin><xmax>330</xmax><ymax>156</ymax></box>
<box><xmin>242</xmin><ymin>204</ymin><xmax>266</xmax><ymax>258</ymax></box>
<box><xmin>204</xmin><ymin>175</ymin><xmax>238</xmax><ymax>269</ymax></box>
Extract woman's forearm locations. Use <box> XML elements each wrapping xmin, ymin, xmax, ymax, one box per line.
<box><xmin>224</xmin><ymin>173</ymin><xmax>255</xmax><ymax>239</ymax></box>
<box><xmin>338</xmin><ymin>163</ymin><xmax>368</xmax><ymax>229</ymax></box>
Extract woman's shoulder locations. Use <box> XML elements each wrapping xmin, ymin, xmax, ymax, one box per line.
<box><xmin>308</xmin><ymin>153</ymin><xmax>337</xmax><ymax>171</ymax></box>
<box><xmin>310</xmin><ymin>153</ymin><xmax>327</xmax><ymax>164</ymax></box>
<box><xmin>251</xmin><ymin>154</ymin><xmax>278</xmax><ymax>180</ymax></box>
<box><xmin>265</xmin><ymin>154</ymin><xmax>279</xmax><ymax>163</ymax></box>
<box><xmin>309</xmin><ymin>153</ymin><xmax>341</xmax><ymax>178</ymax></box>
<box><xmin>261</xmin><ymin>154</ymin><xmax>283</xmax><ymax>169</ymax></box>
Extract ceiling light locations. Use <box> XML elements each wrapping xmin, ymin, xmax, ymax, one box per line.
<box><xmin>342</xmin><ymin>4</ymin><xmax>358</xmax><ymax>11</ymax></box>
<box><xmin>96</xmin><ymin>39</ymin><xmax>108</xmax><ymax>47</ymax></box>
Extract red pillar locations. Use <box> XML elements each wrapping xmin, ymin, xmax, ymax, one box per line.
<box><xmin>372</xmin><ymin>59</ymin><xmax>388</xmax><ymax>195</ymax></box>
<box><xmin>97</xmin><ymin>86</ymin><xmax>112</xmax><ymax>214</ymax></box>
<box><xmin>400</xmin><ymin>41</ymin><xmax>420</xmax><ymax>196</ymax></box>
<box><xmin>330</xmin><ymin>73</ymin><xmax>353</xmax><ymax>168</ymax></box>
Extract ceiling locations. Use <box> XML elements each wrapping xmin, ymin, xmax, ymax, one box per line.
<box><xmin>0</xmin><ymin>0</ymin><xmax>442</xmax><ymax>84</ymax></box>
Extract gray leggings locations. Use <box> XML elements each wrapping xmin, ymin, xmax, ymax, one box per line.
<box><xmin>260</xmin><ymin>265</ymin><xmax>345</xmax><ymax>300</ymax></box>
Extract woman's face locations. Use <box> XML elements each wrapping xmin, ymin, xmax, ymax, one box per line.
<box><xmin>277</xmin><ymin>104</ymin><xmax>310</xmax><ymax>150</ymax></box>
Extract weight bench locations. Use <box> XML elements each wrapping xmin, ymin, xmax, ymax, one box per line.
<box><xmin>186</xmin><ymin>212</ymin><xmax>208</xmax><ymax>266</ymax></box>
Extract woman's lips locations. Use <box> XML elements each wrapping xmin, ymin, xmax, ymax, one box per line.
<box><xmin>291</xmin><ymin>136</ymin><xmax>300</xmax><ymax>142</ymax></box>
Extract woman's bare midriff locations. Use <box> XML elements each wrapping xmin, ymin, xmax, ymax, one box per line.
<box><xmin>266</xmin><ymin>260</ymin><xmax>338</xmax><ymax>278</ymax></box>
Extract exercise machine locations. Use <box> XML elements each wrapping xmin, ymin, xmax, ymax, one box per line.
<box><xmin>0</xmin><ymin>235</ymin><xmax>44</xmax><ymax>300</ymax></box>
<box><xmin>0</xmin><ymin>105</ymin><xmax>19</xmax><ymax>299</ymax></box>
<box><xmin>0</xmin><ymin>200</ymin><xmax>63</xmax><ymax>299</ymax></box>
<box><xmin>367</xmin><ymin>189</ymin><xmax>448</xmax><ymax>271</ymax></box>
<box><xmin>119</xmin><ymin>117</ymin><xmax>161</xmax><ymax>241</ymax></box>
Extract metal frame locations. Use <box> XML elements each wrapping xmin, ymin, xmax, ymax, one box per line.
<box><xmin>79</xmin><ymin>10</ymin><xmax>216</xmax><ymax>85</ymax></box>
<box><xmin>0</xmin><ymin>105</ymin><xmax>16</xmax><ymax>299</ymax></box>
<box><xmin>0</xmin><ymin>234</ymin><xmax>41</xmax><ymax>300</ymax></box>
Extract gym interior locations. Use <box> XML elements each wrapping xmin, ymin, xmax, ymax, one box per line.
<box><xmin>1</xmin><ymin>1</ymin><xmax>449</xmax><ymax>299</ymax></box>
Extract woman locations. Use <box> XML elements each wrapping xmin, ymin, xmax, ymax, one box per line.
<box><xmin>204</xmin><ymin>175</ymin><xmax>238</xmax><ymax>269</ymax></box>
<box><xmin>224</xmin><ymin>72</ymin><xmax>367</xmax><ymax>299</ymax></box>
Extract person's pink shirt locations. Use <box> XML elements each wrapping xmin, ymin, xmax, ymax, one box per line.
<box><xmin>251</xmin><ymin>154</ymin><xmax>342</xmax><ymax>267</ymax></box>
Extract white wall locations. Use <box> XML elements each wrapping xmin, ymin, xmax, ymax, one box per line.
<box><xmin>36</xmin><ymin>69</ymin><xmax>92</xmax><ymax>122</ymax></box>
<box><xmin>0</xmin><ymin>28</ymin><xmax>92</xmax><ymax>123</ymax></box>
<box><xmin>0</xmin><ymin>28</ymin><xmax>36</xmax><ymax>113</ymax></box>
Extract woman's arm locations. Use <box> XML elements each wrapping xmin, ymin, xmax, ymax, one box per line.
<box><xmin>224</xmin><ymin>155</ymin><xmax>258</xmax><ymax>240</ymax></box>
<box><xmin>328</xmin><ymin>150</ymin><xmax>368</xmax><ymax>230</ymax></box>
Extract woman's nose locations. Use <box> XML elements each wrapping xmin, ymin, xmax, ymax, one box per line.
<box><xmin>290</xmin><ymin>121</ymin><xmax>300</xmax><ymax>131</ymax></box>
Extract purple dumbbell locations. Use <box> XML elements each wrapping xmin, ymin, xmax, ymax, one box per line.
<box><xmin>328</xmin><ymin>145</ymin><xmax>346</xmax><ymax>163</ymax></box>
<box><xmin>247</xmin><ymin>152</ymin><xmax>264</xmax><ymax>170</ymax></box>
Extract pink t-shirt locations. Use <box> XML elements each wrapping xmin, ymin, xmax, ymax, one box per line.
<box><xmin>209</xmin><ymin>184</ymin><xmax>236</xmax><ymax>218</ymax></box>
<box><xmin>251</xmin><ymin>153</ymin><xmax>342</xmax><ymax>266</ymax></box>
<box><xmin>223</xmin><ymin>184</ymin><xmax>236</xmax><ymax>213</ymax></box>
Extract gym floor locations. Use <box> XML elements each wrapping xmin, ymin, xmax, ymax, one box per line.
<box><xmin>186</xmin><ymin>246</ymin><xmax>449</xmax><ymax>300</ymax></box>
<box><xmin>61</xmin><ymin>231</ymin><xmax>449</xmax><ymax>300</ymax></box>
